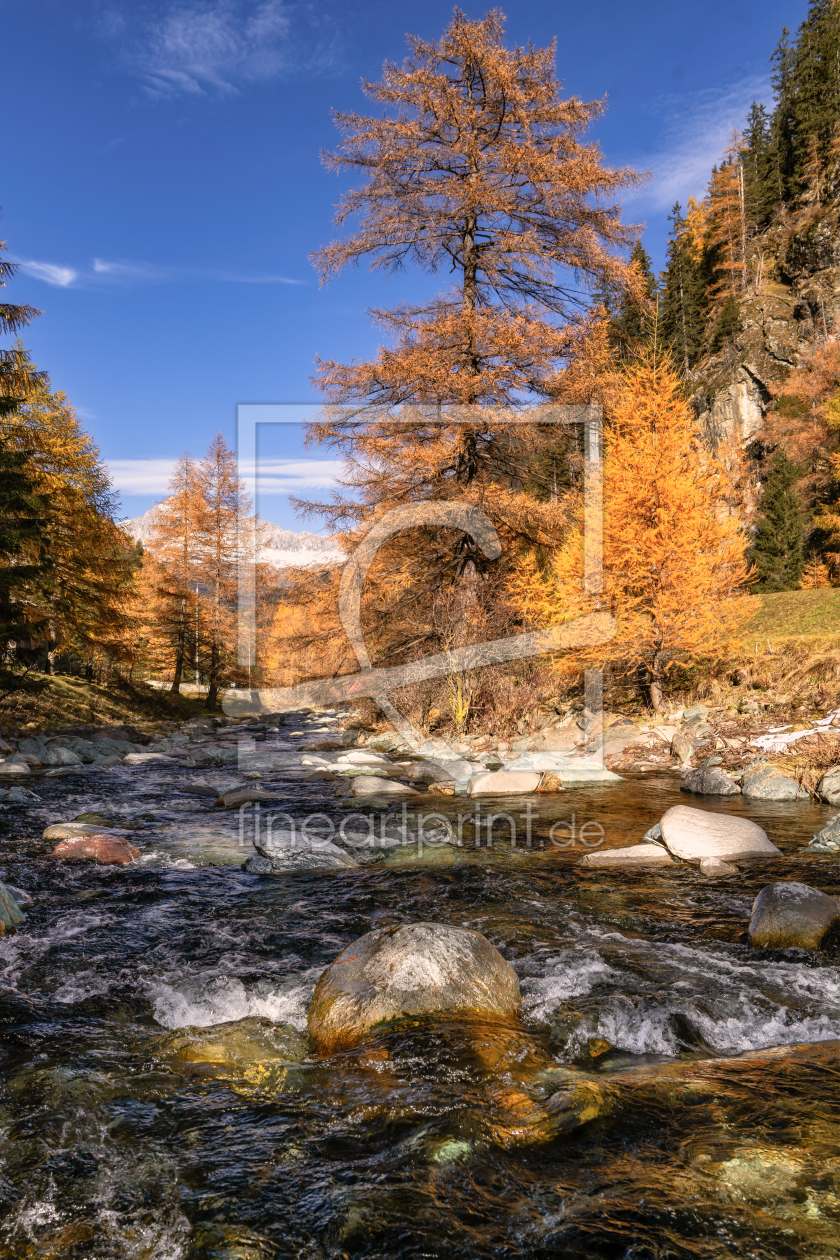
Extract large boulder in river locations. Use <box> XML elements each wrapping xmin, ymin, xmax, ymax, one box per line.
<box><xmin>749</xmin><ymin>882</ymin><xmax>840</xmax><ymax>950</ymax></box>
<box><xmin>659</xmin><ymin>805</ymin><xmax>781</xmax><ymax>862</ymax></box>
<box><xmin>50</xmin><ymin>835</ymin><xmax>140</xmax><ymax>864</ymax></box>
<box><xmin>817</xmin><ymin>766</ymin><xmax>840</xmax><ymax>806</ymax></box>
<box><xmin>680</xmin><ymin>766</ymin><xmax>741</xmax><ymax>796</ymax></box>
<box><xmin>308</xmin><ymin>922</ymin><xmax>521</xmax><ymax>1054</ymax></box>
<box><xmin>350</xmin><ymin>775</ymin><xmax>419</xmax><ymax>797</ymax></box>
<box><xmin>252</xmin><ymin>829</ymin><xmax>358</xmax><ymax>873</ymax></box>
<box><xmin>741</xmin><ymin>760</ymin><xmax>806</xmax><ymax>801</ymax></box>
<box><xmin>469</xmin><ymin>771</ymin><xmax>541</xmax><ymax>796</ymax></box>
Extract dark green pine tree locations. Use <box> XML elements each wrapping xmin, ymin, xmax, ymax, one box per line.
<box><xmin>0</xmin><ymin>232</ymin><xmax>52</xmax><ymax>693</ymax></box>
<box><xmin>742</xmin><ymin>101</ymin><xmax>776</xmax><ymax>227</ymax></box>
<box><xmin>614</xmin><ymin>241</ymin><xmax>657</xmax><ymax>349</ymax></box>
<box><xmin>768</xmin><ymin>26</ymin><xmax>799</xmax><ymax>205</ymax></box>
<box><xmin>659</xmin><ymin>204</ymin><xmax>707</xmax><ymax>371</ymax></box>
<box><xmin>709</xmin><ymin>293</ymin><xmax>741</xmax><ymax>353</ymax></box>
<box><xmin>751</xmin><ymin>450</ymin><xmax>804</xmax><ymax>591</ymax></box>
<box><xmin>791</xmin><ymin>0</ymin><xmax>840</xmax><ymax>174</ymax></box>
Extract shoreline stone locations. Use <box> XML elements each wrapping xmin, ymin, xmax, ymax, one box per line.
<box><xmin>680</xmin><ymin>766</ymin><xmax>741</xmax><ymax>796</ymax></box>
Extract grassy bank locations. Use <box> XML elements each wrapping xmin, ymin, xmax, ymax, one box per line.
<box><xmin>0</xmin><ymin>675</ymin><xmax>211</xmax><ymax>733</ymax></box>
<box><xmin>744</xmin><ymin>588</ymin><xmax>840</xmax><ymax>646</ymax></box>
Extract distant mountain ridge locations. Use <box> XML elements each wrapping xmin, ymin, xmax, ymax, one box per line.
<box><xmin>119</xmin><ymin>503</ymin><xmax>345</xmax><ymax>568</ymax></box>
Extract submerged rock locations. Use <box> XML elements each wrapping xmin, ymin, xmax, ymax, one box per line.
<box><xmin>50</xmin><ymin>834</ymin><xmax>141</xmax><ymax>864</ymax></box>
<box><xmin>123</xmin><ymin>751</ymin><xmax>177</xmax><ymax>765</ymax></box>
<box><xmin>0</xmin><ymin>881</ymin><xmax>25</xmax><ymax>932</ymax></box>
<box><xmin>805</xmin><ymin>814</ymin><xmax>840</xmax><ymax>852</ymax></box>
<box><xmin>253</xmin><ymin>829</ymin><xmax>359</xmax><ymax>873</ymax></box>
<box><xmin>816</xmin><ymin>766</ymin><xmax>840</xmax><ymax>806</ymax></box>
<box><xmin>680</xmin><ymin>766</ymin><xmax>741</xmax><ymax>795</ymax></box>
<box><xmin>659</xmin><ymin>805</ymin><xmax>781</xmax><ymax>862</ymax></box>
<box><xmin>308</xmin><ymin>922</ymin><xmax>521</xmax><ymax>1054</ymax></box>
<box><xmin>748</xmin><ymin>881</ymin><xmax>840</xmax><ymax>950</ymax></box>
<box><xmin>699</xmin><ymin>857</ymin><xmax>739</xmax><ymax>877</ymax></box>
<box><xmin>577</xmin><ymin>844</ymin><xmax>675</xmax><ymax>868</ymax></box>
<box><xmin>350</xmin><ymin>775</ymin><xmax>419</xmax><ymax>797</ymax></box>
<box><xmin>741</xmin><ymin>760</ymin><xmax>806</xmax><ymax>801</ymax></box>
<box><xmin>217</xmin><ymin>788</ymin><xmax>286</xmax><ymax>810</ymax></box>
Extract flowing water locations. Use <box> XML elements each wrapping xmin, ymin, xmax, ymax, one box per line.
<box><xmin>0</xmin><ymin>715</ymin><xmax>839</xmax><ymax>1258</ymax></box>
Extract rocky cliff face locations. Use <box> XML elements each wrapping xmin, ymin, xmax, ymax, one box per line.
<box><xmin>690</xmin><ymin>162</ymin><xmax>840</xmax><ymax>451</ymax></box>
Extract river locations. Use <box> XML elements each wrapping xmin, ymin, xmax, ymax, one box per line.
<box><xmin>0</xmin><ymin>712</ymin><xmax>838</xmax><ymax>1257</ymax></box>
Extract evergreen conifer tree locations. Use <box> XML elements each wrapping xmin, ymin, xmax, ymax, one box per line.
<box><xmin>613</xmin><ymin>241</ymin><xmax>657</xmax><ymax>351</ymax></box>
<box><xmin>751</xmin><ymin>450</ymin><xmax>804</xmax><ymax>591</ymax></box>
<box><xmin>709</xmin><ymin>293</ymin><xmax>741</xmax><ymax>353</ymax></box>
<box><xmin>659</xmin><ymin>204</ymin><xmax>707</xmax><ymax>371</ymax></box>
<box><xmin>742</xmin><ymin>102</ymin><xmax>776</xmax><ymax>227</ymax></box>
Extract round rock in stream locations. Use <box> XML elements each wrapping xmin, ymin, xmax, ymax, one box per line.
<box><xmin>659</xmin><ymin>805</ymin><xmax>781</xmax><ymax>862</ymax></box>
<box><xmin>749</xmin><ymin>882</ymin><xmax>840</xmax><ymax>950</ymax></box>
<box><xmin>308</xmin><ymin>922</ymin><xmax>521</xmax><ymax>1054</ymax></box>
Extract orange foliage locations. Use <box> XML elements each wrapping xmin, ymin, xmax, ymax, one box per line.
<box><xmin>508</xmin><ymin>350</ymin><xmax>752</xmax><ymax>710</ymax></box>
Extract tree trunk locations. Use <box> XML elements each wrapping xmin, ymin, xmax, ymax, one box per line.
<box><xmin>647</xmin><ymin>650</ymin><xmax>666</xmax><ymax>714</ymax></box>
<box><xmin>205</xmin><ymin>637</ymin><xmax>220</xmax><ymax>712</ymax></box>
<box><xmin>170</xmin><ymin>598</ymin><xmax>186</xmax><ymax>693</ymax></box>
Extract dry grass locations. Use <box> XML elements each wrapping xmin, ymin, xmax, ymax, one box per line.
<box><xmin>0</xmin><ymin>675</ymin><xmax>208</xmax><ymax>733</ymax></box>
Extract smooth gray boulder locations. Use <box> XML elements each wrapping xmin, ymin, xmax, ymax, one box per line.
<box><xmin>805</xmin><ymin>814</ymin><xmax>840</xmax><ymax>853</ymax></box>
<box><xmin>404</xmin><ymin>760</ymin><xmax>461</xmax><ymax>784</ymax></box>
<box><xmin>469</xmin><ymin>770</ymin><xmax>541</xmax><ymax>796</ymax></box>
<box><xmin>0</xmin><ymin>758</ymin><xmax>30</xmax><ymax>776</ymax></box>
<box><xmin>749</xmin><ymin>882</ymin><xmax>840</xmax><ymax>950</ymax></box>
<box><xmin>577</xmin><ymin>845</ymin><xmax>674</xmax><ymax>868</ymax></box>
<box><xmin>185</xmin><ymin>746</ymin><xmax>239</xmax><ymax>767</ymax></box>
<box><xmin>350</xmin><ymin>776</ymin><xmax>419</xmax><ymax>797</ymax></box>
<box><xmin>659</xmin><ymin>805</ymin><xmax>781</xmax><ymax>862</ymax></box>
<box><xmin>817</xmin><ymin>766</ymin><xmax>840</xmax><ymax>807</ymax></box>
<box><xmin>741</xmin><ymin>761</ymin><xmax>806</xmax><ymax>801</ymax></box>
<box><xmin>253</xmin><ymin>829</ymin><xmax>359</xmax><ymax>873</ymax></box>
<box><xmin>681</xmin><ymin>766</ymin><xmax>741</xmax><ymax>796</ymax></box>
<box><xmin>308</xmin><ymin>922</ymin><xmax>521</xmax><ymax>1053</ymax></box>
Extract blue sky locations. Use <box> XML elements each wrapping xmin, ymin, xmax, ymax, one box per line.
<box><xmin>2</xmin><ymin>0</ymin><xmax>808</xmax><ymax>529</ymax></box>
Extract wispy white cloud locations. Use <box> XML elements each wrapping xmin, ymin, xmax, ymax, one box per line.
<box><xmin>107</xmin><ymin>458</ymin><xmax>177</xmax><ymax>494</ymax></box>
<box><xmin>11</xmin><ymin>255</ymin><xmax>304</xmax><ymax>289</ymax></box>
<box><xmin>255</xmin><ymin>458</ymin><xmax>346</xmax><ymax>493</ymax></box>
<box><xmin>102</xmin><ymin>1</ymin><xmax>339</xmax><ymax>99</ymax></box>
<box><xmin>625</xmin><ymin>74</ymin><xmax>773</xmax><ymax>213</ymax></box>
<box><xmin>107</xmin><ymin>456</ymin><xmax>344</xmax><ymax>495</ymax></box>
<box><xmin>15</xmin><ymin>259</ymin><xmax>78</xmax><ymax>287</ymax></box>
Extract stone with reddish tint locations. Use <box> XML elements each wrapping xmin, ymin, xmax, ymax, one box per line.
<box><xmin>51</xmin><ymin>834</ymin><xmax>141</xmax><ymax>865</ymax></box>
